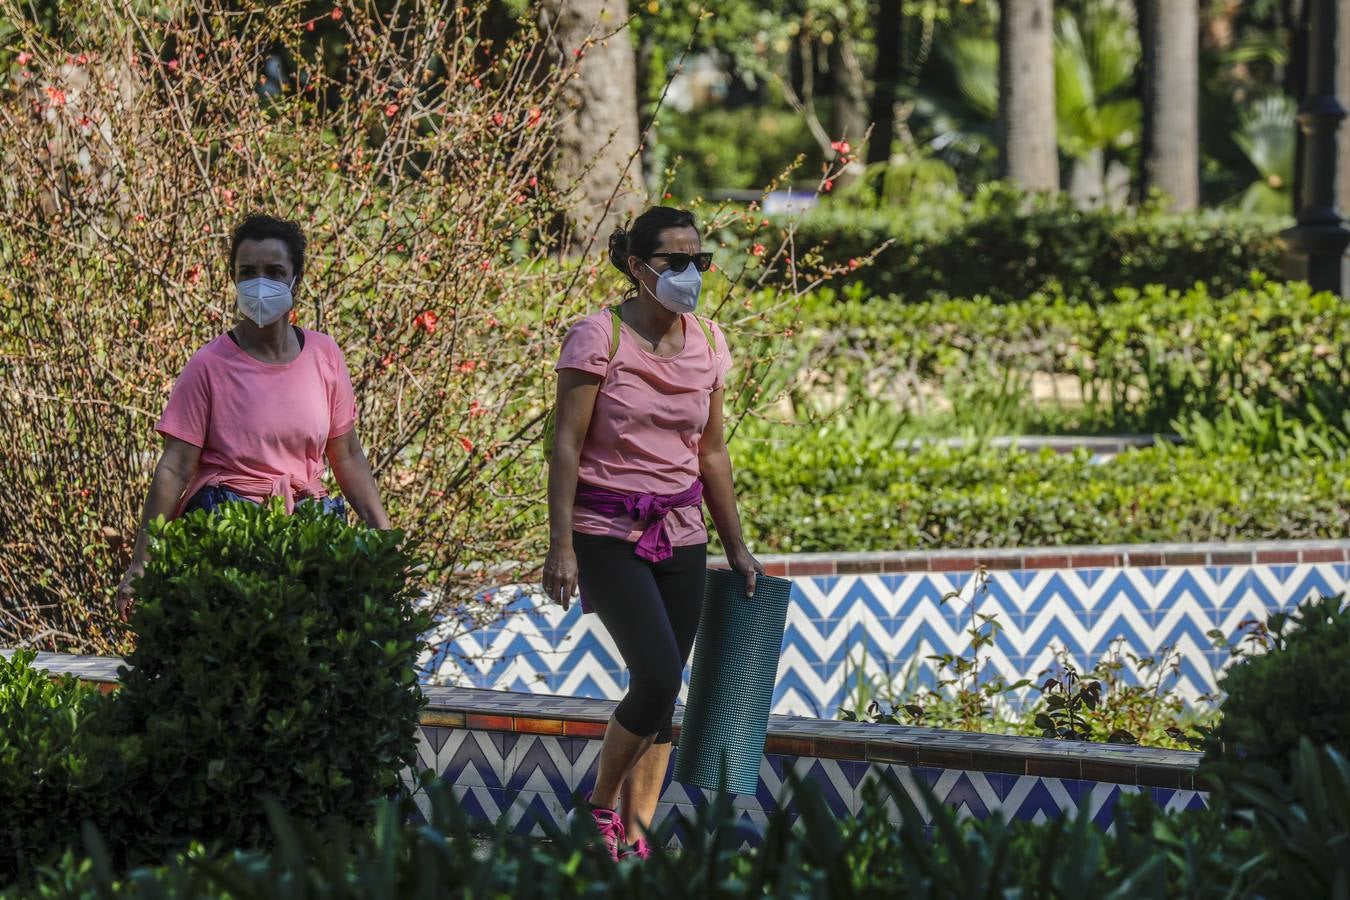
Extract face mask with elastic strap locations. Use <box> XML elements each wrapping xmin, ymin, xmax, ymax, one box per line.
<box><xmin>542</xmin><ymin>308</ymin><xmax>716</xmax><ymax>462</ymax></box>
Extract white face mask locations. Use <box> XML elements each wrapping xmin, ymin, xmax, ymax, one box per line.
<box><xmin>644</xmin><ymin>261</ymin><xmax>702</xmax><ymax>314</ymax></box>
<box><xmin>236</xmin><ymin>276</ymin><xmax>296</xmax><ymax>327</ymax></box>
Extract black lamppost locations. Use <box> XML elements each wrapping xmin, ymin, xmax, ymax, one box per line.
<box><xmin>1281</xmin><ymin>0</ymin><xmax>1350</xmax><ymax>295</ymax></box>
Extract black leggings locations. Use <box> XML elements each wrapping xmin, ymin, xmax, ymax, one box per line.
<box><xmin>572</xmin><ymin>531</ymin><xmax>706</xmax><ymax>744</ymax></box>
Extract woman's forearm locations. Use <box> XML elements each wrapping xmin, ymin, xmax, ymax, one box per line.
<box><xmin>330</xmin><ymin>450</ymin><xmax>391</xmax><ymax>528</ymax></box>
<box><xmin>547</xmin><ymin>448</ymin><xmax>582</xmax><ymax>548</ymax></box>
<box><xmin>700</xmin><ymin>446</ymin><xmax>747</xmax><ymax>552</ymax></box>
<box><xmin>129</xmin><ymin>467</ymin><xmax>190</xmax><ymax>568</ymax></box>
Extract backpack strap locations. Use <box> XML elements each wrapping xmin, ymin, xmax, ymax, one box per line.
<box><xmin>694</xmin><ymin>315</ymin><xmax>716</xmax><ymax>356</ymax></box>
<box><xmin>608</xmin><ymin>307</ymin><xmax>622</xmax><ymax>360</ymax></box>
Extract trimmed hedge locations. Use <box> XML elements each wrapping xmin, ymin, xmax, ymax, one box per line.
<box><xmin>788</xmin><ymin>192</ymin><xmax>1285</xmax><ymax>302</ymax></box>
<box><xmin>731</xmin><ymin>437</ymin><xmax>1350</xmax><ymax>554</ymax></box>
<box><xmin>785</xmin><ymin>279</ymin><xmax>1350</xmax><ymax>434</ymax></box>
<box><xmin>0</xmin><ymin>503</ymin><xmax>428</xmax><ymax>883</ymax></box>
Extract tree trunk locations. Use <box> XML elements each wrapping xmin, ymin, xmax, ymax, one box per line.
<box><xmin>1140</xmin><ymin>0</ymin><xmax>1200</xmax><ymax>210</ymax></box>
<box><xmin>866</xmin><ymin>0</ymin><xmax>904</xmax><ymax>166</ymax></box>
<box><xmin>539</xmin><ymin>0</ymin><xmax>644</xmax><ymax>251</ymax></box>
<box><xmin>998</xmin><ymin>0</ymin><xmax>1059</xmax><ymax>193</ymax></box>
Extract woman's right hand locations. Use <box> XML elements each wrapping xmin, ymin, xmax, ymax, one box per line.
<box><xmin>116</xmin><ymin>561</ymin><xmax>144</xmax><ymax>622</ymax></box>
<box><xmin>542</xmin><ymin>543</ymin><xmax>579</xmax><ymax>611</ymax></box>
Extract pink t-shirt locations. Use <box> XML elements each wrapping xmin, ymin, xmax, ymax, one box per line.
<box><xmin>155</xmin><ymin>329</ymin><xmax>357</xmax><ymax>516</ymax></box>
<box><xmin>556</xmin><ymin>309</ymin><xmax>732</xmax><ymax>546</ymax></box>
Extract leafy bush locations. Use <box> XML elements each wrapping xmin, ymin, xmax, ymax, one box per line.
<box><xmin>782</xmin><ymin>279</ymin><xmax>1350</xmax><ymax>434</ymax></box>
<box><xmin>791</xmin><ymin>189</ymin><xmax>1285</xmax><ymax>301</ymax></box>
<box><xmin>0</xmin><ymin>503</ymin><xmax>428</xmax><ymax>883</ymax></box>
<box><xmin>0</xmin><ymin>652</ymin><xmax>124</xmax><ymax>883</ymax></box>
<box><xmin>731</xmin><ymin>436</ymin><xmax>1350</xmax><ymax>554</ymax></box>
<box><xmin>1209</xmin><ymin>594</ymin><xmax>1350</xmax><ymax>776</ymax></box>
<box><xmin>17</xmin><ymin>743</ymin><xmax>1350</xmax><ymax>899</ymax></box>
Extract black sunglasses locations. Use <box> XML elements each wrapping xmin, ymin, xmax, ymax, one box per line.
<box><xmin>647</xmin><ymin>251</ymin><xmax>713</xmax><ymax>273</ymax></box>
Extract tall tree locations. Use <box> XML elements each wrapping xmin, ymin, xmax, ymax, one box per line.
<box><xmin>539</xmin><ymin>0</ymin><xmax>644</xmax><ymax>250</ymax></box>
<box><xmin>867</xmin><ymin>0</ymin><xmax>904</xmax><ymax>166</ymax></box>
<box><xmin>1139</xmin><ymin>0</ymin><xmax>1200</xmax><ymax>210</ymax></box>
<box><xmin>998</xmin><ymin>0</ymin><xmax>1060</xmax><ymax>192</ymax></box>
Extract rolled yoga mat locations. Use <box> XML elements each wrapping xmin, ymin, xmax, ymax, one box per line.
<box><xmin>674</xmin><ymin>567</ymin><xmax>792</xmax><ymax>795</ymax></box>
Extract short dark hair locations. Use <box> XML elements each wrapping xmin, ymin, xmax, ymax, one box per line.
<box><xmin>230</xmin><ymin>214</ymin><xmax>307</xmax><ymax>281</ymax></box>
<box><xmin>607</xmin><ymin>206</ymin><xmax>698</xmax><ymax>293</ymax></box>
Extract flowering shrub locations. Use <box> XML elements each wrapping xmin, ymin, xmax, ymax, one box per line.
<box><xmin>0</xmin><ymin>0</ymin><xmax>843</xmax><ymax>653</ymax></box>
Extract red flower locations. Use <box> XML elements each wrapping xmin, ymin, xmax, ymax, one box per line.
<box><xmin>456</xmin><ymin>359</ymin><xmax>479</xmax><ymax>373</ymax></box>
<box><xmin>751</xmin><ymin>243</ymin><xmax>765</xmax><ymax>257</ymax></box>
<box><xmin>823</xmin><ymin>179</ymin><xmax>834</xmax><ymax>192</ymax></box>
<box><xmin>471</xmin><ymin>77</ymin><xmax>481</xmax><ymax>89</ymax></box>
<box><xmin>186</xmin><ymin>264</ymin><xmax>203</xmax><ymax>285</ymax></box>
<box><xmin>830</xmin><ymin>140</ymin><xmax>850</xmax><ymax>154</ymax></box>
<box><xmin>480</xmin><ymin>259</ymin><xmax>491</xmax><ymax>272</ymax></box>
<box><xmin>459</xmin><ymin>437</ymin><xmax>474</xmax><ymax>453</ymax></box>
<box><xmin>528</xmin><ymin>176</ymin><xmax>538</xmax><ymax>188</ymax></box>
<box><xmin>847</xmin><ymin>258</ymin><xmax>860</xmax><ymax>271</ymax></box>
<box><xmin>526</xmin><ymin>107</ymin><xmax>542</xmax><ymax>127</ymax></box>
<box><xmin>75</xmin><ymin>54</ymin><xmax>88</xmax><ymax>65</ymax></box>
<box><xmin>385</xmin><ymin>102</ymin><xmax>399</xmax><ymax>117</ymax></box>
<box><xmin>469</xmin><ymin>400</ymin><xmax>485</xmax><ymax>417</ymax></box>
<box><xmin>45</xmin><ymin>86</ymin><xmax>66</xmax><ymax>107</ymax></box>
<box><xmin>306</xmin><ymin>21</ymin><xmax>316</xmax><ymax>32</ymax></box>
<box><xmin>491</xmin><ymin>112</ymin><xmax>505</xmax><ymax>128</ymax></box>
<box><xmin>331</xmin><ymin>7</ymin><xmax>342</xmax><ymax>19</ymax></box>
<box><xmin>16</xmin><ymin>52</ymin><xmax>31</xmax><ymax>66</ymax></box>
<box><xmin>414</xmin><ymin>310</ymin><xmax>438</xmax><ymax>334</ymax></box>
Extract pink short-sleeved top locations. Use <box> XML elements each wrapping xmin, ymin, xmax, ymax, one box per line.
<box><xmin>556</xmin><ymin>309</ymin><xmax>732</xmax><ymax>546</ymax></box>
<box><xmin>155</xmin><ymin>329</ymin><xmax>357</xmax><ymax>517</ymax></box>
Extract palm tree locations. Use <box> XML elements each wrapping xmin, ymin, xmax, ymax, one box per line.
<box><xmin>1233</xmin><ymin>95</ymin><xmax>1296</xmax><ymax>214</ymax></box>
<box><xmin>1140</xmin><ymin>0</ymin><xmax>1200</xmax><ymax>210</ymax></box>
<box><xmin>998</xmin><ymin>0</ymin><xmax>1060</xmax><ymax>192</ymax></box>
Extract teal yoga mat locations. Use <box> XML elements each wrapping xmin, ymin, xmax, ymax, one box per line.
<box><xmin>674</xmin><ymin>567</ymin><xmax>792</xmax><ymax>795</ymax></box>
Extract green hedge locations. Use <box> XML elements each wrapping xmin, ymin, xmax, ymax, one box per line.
<box><xmin>788</xmin><ymin>192</ymin><xmax>1285</xmax><ymax>302</ymax></box>
<box><xmin>10</xmin><ymin>742</ymin><xmax>1350</xmax><ymax>899</ymax></box>
<box><xmin>782</xmin><ymin>279</ymin><xmax>1350</xmax><ymax>434</ymax></box>
<box><xmin>0</xmin><ymin>503</ymin><xmax>428</xmax><ymax>884</ymax></box>
<box><xmin>731</xmin><ymin>437</ymin><xmax>1350</xmax><ymax>554</ymax></box>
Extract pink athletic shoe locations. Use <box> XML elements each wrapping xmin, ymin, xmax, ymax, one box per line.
<box><xmin>619</xmin><ymin>837</ymin><xmax>651</xmax><ymax>860</ymax></box>
<box><xmin>578</xmin><ymin>798</ymin><xmax>626</xmax><ymax>861</ymax></box>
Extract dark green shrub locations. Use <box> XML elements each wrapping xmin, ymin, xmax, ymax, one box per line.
<box><xmin>1209</xmin><ymin>595</ymin><xmax>1350</xmax><ymax>776</ymax></box>
<box><xmin>788</xmin><ymin>193</ymin><xmax>1284</xmax><ymax>302</ymax></box>
<box><xmin>104</xmin><ymin>501</ymin><xmax>430</xmax><ymax>867</ymax></box>
<box><xmin>0</xmin><ymin>503</ymin><xmax>428</xmax><ymax>886</ymax></box>
<box><xmin>0</xmin><ymin>652</ymin><xmax>126</xmax><ymax>884</ymax></box>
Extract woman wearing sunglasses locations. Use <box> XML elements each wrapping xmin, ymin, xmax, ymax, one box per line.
<box><xmin>543</xmin><ymin>206</ymin><xmax>764</xmax><ymax>860</ymax></box>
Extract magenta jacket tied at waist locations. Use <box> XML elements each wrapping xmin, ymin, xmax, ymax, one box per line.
<box><xmin>572</xmin><ymin>479</ymin><xmax>705</xmax><ymax>613</ymax></box>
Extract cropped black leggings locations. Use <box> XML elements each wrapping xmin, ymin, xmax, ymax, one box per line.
<box><xmin>572</xmin><ymin>531</ymin><xmax>706</xmax><ymax>744</ymax></box>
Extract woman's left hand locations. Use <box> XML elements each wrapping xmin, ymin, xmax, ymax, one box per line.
<box><xmin>727</xmin><ymin>544</ymin><xmax>765</xmax><ymax>597</ymax></box>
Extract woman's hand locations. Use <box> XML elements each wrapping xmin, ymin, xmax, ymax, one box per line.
<box><xmin>727</xmin><ymin>543</ymin><xmax>764</xmax><ymax>597</ymax></box>
<box><xmin>116</xmin><ymin>561</ymin><xmax>144</xmax><ymax>622</ymax></box>
<box><xmin>542</xmin><ymin>542</ymin><xmax>580</xmax><ymax>611</ymax></box>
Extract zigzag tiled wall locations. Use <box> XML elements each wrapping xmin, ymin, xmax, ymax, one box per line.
<box><xmin>403</xmin><ymin>727</ymin><xmax>1208</xmax><ymax>842</ymax></box>
<box><xmin>419</xmin><ymin>541</ymin><xmax>1350</xmax><ymax>718</ymax></box>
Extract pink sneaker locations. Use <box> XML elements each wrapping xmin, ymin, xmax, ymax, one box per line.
<box><xmin>619</xmin><ymin>837</ymin><xmax>651</xmax><ymax>860</ymax></box>
<box><xmin>587</xmin><ymin>803</ymin><xmax>626</xmax><ymax>860</ymax></box>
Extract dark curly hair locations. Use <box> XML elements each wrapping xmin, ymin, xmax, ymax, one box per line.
<box><xmin>229</xmin><ymin>213</ymin><xmax>307</xmax><ymax>281</ymax></box>
<box><xmin>607</xmin><ymin>206</ymin><xmax>698</xmax><ymax>295</ymax></box>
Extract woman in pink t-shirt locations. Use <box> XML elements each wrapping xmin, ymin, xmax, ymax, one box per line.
<box><xmin>544</xmin><ymin>206</ymin><xmax>763</xmax><ymax>859</ymax></box>
<box><xmin>116</xmin><ymin>214</ymin><xmax>391</xmax><ymax>621</ymax></box>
